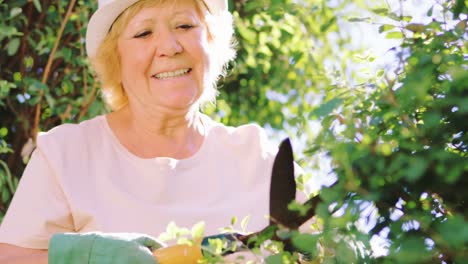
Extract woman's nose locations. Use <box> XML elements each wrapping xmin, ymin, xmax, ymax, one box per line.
<box><xmin>154</xmin><ymin>29</ymin><xmax>183</xmax><ymax>57</ymax></box>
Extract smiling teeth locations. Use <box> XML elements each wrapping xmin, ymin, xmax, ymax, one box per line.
<box><xmin>154</xmin><ymin>69</ymin><xmax>190</xmax><ymax>79</ymax></box>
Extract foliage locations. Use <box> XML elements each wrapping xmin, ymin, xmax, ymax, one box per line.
<box><xmin>206</xmin><ymin>0</ymin><xmax>348</xmax><ymax>131</ymax></box>
<box><xmin>0</xmin><ymin>0</ymin><xmax>102</xmax><ymax>216</ymax></box>
<box><xmin>0</xmin><ymin>0</ymin><xmax>467</xmax><ymax>263</ymax></box>
<box><xmin>298</xmin><ymin>0</ymin><xmax>468</xmax><ymax>263</ymax></box>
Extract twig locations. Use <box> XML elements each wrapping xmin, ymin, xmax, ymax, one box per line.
<box><xmin>6</xmin><ymin>97</ymin><xmax>20</xmax><ymax>117</ymax></box>
<box><xmin>32</xmin><ymin>0</ymin><xmax>77</xmax><ymax>141</ymax></box>
<box><xmin>78</xmin><ymin>80</ymin><xmax>98</xmax><ymax>120</ymax></box>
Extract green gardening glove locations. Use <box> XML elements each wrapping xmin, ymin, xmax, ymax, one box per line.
<box><xmin>49</xmin><ymin>232</ymin><xmax>165</xmax><ymax>264</ymax></box>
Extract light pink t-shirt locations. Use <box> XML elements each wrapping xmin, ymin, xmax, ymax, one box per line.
<box><xmin>0</xmin><ymin>114</ymin><xmax>279</xmax><ymax>249</ymax></box>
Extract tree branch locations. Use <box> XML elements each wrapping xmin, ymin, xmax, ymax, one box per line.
<box><xmin>32</xmin><ymin>0</ymin><xmax>77</xmax><ymax>141</ymax></box>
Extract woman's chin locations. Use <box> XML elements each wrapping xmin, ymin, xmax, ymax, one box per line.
<box><xmin>150</xmin><ymin>89</ymin><xmax>201</xmax><ymax>111</ymax></box>
<box><xmin>153</xmin><ymin>96</ymin><xmax>200</xmax><ymax>112</ymax></box>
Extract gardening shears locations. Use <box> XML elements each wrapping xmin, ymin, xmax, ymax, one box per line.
<box><xmin>152</xmin><ymin>138</ymin><xmax>322</xmax><ymax>263</ymax></box>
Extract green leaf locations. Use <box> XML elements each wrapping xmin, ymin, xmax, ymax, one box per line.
<box><xmin>320</xmin><ymin>17</ymin><xmax>336</xmax><ymax>32</ymax></box>
<box><xmin>24</xmin><ymin>56</ymin><xmax>34</xmax><ymax>68</ymax></box>
<box><xmin>32</xmin><ymin>0</ymin><xmax>42</xmax><ymax>12</ymax></box>
<box><xmin>392</xmin><ymin>236</ymin><xmax>431</xmax><ymax>263</ymax></box>
<box><xmin>310</xmin><ymin>98</ymin><xmax>343</xmax><ymax>119</ymax></box>
<box><xmin>13</xmin><ymin>72</ymin><xmax>22</xmax><ymax>82</ymax></box>
<box><xmin>436</xmin><ymin>215</ymin><xmax>468</xmax><ymax>250</ymax></box>
<box><xmin>445</xmin><ymin>165</ymin><xmax>464</xmax><ymax>184</ymax></box>
<box><xmin>288</xmin><ymin>200</ymin><xmax>312</xmax><ymax>217</ymax></box>
<box><xmin>0</xmin><ymin>26</ymin><xmax>23</xmax><ymax>43</ymax></box>
<box><xmin>44</xmin><ymin>93</ymin><xmax>55</xmax><ymax>109</ymax></box>
<box><xmin>348</xmin><ymin>17</ymin><xmax>370</xmax><ymax>22</ymax></box>
<box><xmin>0</xmin><ymin>81</ymin><xmax>16</xmax><ymax>98</ymax></box>
<box><xmin>403</xmin><ymin>16</ymin><xmax>412</xmax><ymax>22</ymax></box>
<box><xmin>377</xmin><ymin>69</ymin><xmax>385</xmax><ymax>77</ymax></box>
<box><xmin>0</xmin><ymin>128</ymin><xmax>8</xmax><ymax>137</ymax></box>
<box><xmin>304</xmin><ymin>145</ymin><xmax>320</xmax><ymax>155</ymax></box>
<box><xmin>276</xmin><ymin>228</ymin><xmax>293</xmax><ymax>240</ymax></box>
<box><xmin>7</xmin><ymin>38</ymin><xmax>20</xmax><ymax>56</ymax></box>
<box><xmin>319</xmin><ymin>187</ymin><xmax>341</xmax><ymax>203</ymax></box>
<box><xmin>371</xmin><ymin>8</ymin><xmax>389</xmax><ymax>15</ymax></box>
<box><xmin>291</xmin><ymin>233</ymin><xmax>319</xmax><ymax>258</ymax></box>
<box><xmin>9</xmin><ymin>7</ymin><xmax>22</xmax><ymax>18</ymax></box>
<box><xmin>60</xmin><ymin>48</ymin><xmax>73</xmax><ymax>61</ymax></box>
<box><xmin>265</xmin><ymin>253</ymin><xmax>283</xmax><ymax>264</ymax></box>
<box><xmin>427</xmin><ymin>5</ymin><xmax>434</xmax><ymax>16</ymax></box>
<box><xmin>453</xmin><ymin>0</ymin><xmax>465</xmax><ymax>17</ymax></box>
<box><xmin>238</xmin><ymin>25</ymin><xmax>256</xmax><ymax>44</ymax></box>
<box><xmin>379</xmin><ymin>24</ymin><xmax>395</xmax><ymax>33</ymax></box>
<box><xmin>406</xmin><ymin>157</ymin><xmax>428</xmax><ymax>182</ymax></box>
<box><xmin>1</xmin><ymin>189</ymin><xmax>10</xmax><ymax>203</ymax></box>
<box><xmin>336</xmin><ymin>241</ymin><xmax>357</xmax><ymax>262</ymax></box>
<box><xmin>27</xmin><ymin>79</ymin><xmax>48</xmax><ymax>93</ymax></box>
<box><xmin>265</xmin><ymin>252</ymin><xmax>292</xmax><ymax>264</ymax></box>
<box><xmin>158</xmin><ymin>222</ymin><xmax>190</xmax><ymax>242</ymax></box>
<box><xmin>388</xmin><ymin>12</ymin><xmax>400</xmax><ymax>21</ymax></box>
<box><xmin>191</xmin><ymin>221</ymin><xmax>205</xmax><ymax>239</ymax></box>
<box><xmin>386</xmin><ymin>31</ymin><xmax>404</xmax><ymax>39</ymax></box>
<box><xmin>405</xmin><ymin>23</ymin><xmax>426</xmax><ymax>33</ymax></box>
<box><xmin>247</xmin><ymin>225</ymin><xmax>275</xmax><ymax>248</ymax></box>
<box><xmin>241</xmin><ymin>215</ymin><xmax>250</xmax><ymax>231</ymax></box>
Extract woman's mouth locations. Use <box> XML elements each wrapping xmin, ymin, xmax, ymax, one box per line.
<box><xmin>152</xmin><ymin>68</ymin><xmax>192</xmax><ymax>79</ymax></box>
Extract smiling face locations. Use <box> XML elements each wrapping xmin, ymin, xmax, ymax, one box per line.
<box><xmin>117</xmin><ymin>0</ymin><xmax>211</xmax><ymax>113</ymax></box>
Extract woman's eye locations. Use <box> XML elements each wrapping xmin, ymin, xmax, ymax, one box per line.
<box><xmin>134</xmin><ymin>31</ymin><xmax>151</xmax><ymax>38</ymax></box>
<box><xmin>178</xmin><ymin>24</ymin><xmax>194</xmax><ymax>30</ymax></box>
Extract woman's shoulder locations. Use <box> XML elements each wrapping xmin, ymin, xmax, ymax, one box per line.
<box><xmin>36</xmin><ymin>115</ymin><xmax>106</xmax><ymax>149</ymax></box>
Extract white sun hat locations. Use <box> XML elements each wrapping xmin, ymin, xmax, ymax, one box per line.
<box><xmin>85</xmin><ymin>0</ymin><xmax>228</xmax><ymax>58</ymax></box>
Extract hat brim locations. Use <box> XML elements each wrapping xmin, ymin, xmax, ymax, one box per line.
<box><xmin>86</xmin><ymin>0</ymin><xmax>140</xmax><ymax>58</ymax></box>
<box><xmin>85</xmin><ymin>0</ymin><xmax>227</xmax><ymax>58</ymax></box>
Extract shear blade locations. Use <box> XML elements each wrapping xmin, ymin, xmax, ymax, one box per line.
<box><xmin>269</xmin><ymin>138</ymin><xmax>297</xmax><ymax>228</ymax></box>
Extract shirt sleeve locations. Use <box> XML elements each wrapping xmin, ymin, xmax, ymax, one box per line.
<box><xmin>0</xmin><ymin>146</ymin><xmax>74</xmax><ymax>249</ymax></box>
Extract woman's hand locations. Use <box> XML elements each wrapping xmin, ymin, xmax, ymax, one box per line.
<box><xmin>49</xmin><ymin>232</ymin><xmax>164</xmax><ymax>264</ymax></box>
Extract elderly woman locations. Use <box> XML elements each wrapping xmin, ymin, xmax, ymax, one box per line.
<box><xmin>0</xmin><ymin>0</ymin><xmax>300</xmax><ymax>263</ymax></box>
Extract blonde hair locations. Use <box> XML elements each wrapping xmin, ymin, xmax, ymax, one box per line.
<box><xmin>91</xmin><ymin>0</ymin><xmax>236</xmax><ymax>111</ymax></box>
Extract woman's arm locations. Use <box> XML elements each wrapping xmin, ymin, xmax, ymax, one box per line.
<box><xmin>0</xmin><ymin>243</ymin><xmax>48</xmax><ymax>264</ymax></box>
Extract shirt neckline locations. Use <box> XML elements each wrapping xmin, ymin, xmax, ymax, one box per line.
<box><xmin>98</xmin><ymin>113</ymin><xmax>215</xmax><ymax>169</ymax></box>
